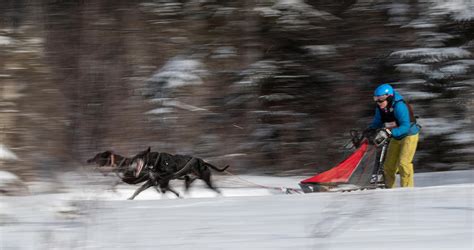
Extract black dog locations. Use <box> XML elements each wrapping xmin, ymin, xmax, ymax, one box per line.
<box><xmin>131</xmin><ymin>147</ymin><xmax>230</xmax><ymax>196</ymax></box>
<box><xmin>87</xmin><ymin>151</ymin><xmax>180</xmax><ymax>199</ymax></box>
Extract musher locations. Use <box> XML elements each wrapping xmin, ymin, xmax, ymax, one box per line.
<box><xmin>367</xmin><ymin>83</ymin><xmax>420</xmax><ymax>188</ymax></box>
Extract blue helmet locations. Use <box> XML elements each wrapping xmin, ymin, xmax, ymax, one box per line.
<box><xmin>374</xmin><ymin>84</ymin><xmax>394</xmax><ymax>97</ymax></box>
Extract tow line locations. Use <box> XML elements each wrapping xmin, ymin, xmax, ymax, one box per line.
<box><xmin>222</xmin><ymin>170</ymin><xmax>304</xmax><ymax>194</ymax></box>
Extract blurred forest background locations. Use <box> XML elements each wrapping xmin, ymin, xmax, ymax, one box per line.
<box><xmin>0</xmin><ymin>0</ymin><xmax>473</xmax><ymax>181</ymax></box>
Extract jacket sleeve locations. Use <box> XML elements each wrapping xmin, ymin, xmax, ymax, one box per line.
<box><xmin>369</xmin><ymin>108</ymin><xmax>383</xmax><ymax>129</ymax></box>
<box><xmin>391</xmin><ymin>102</ymin><xmax>411</xmax><ymax>138</ymax></box>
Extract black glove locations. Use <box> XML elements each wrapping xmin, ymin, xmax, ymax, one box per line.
<box><xmin>373</xmin><ymin>128</ymin><xmax>391</xmax><ymax>146</ymax></box>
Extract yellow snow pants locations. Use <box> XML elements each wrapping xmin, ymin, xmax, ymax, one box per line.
<box><xmin>383</xmin><ymin>133</ymin><xmax>419</xmax><ymax>188</ymax></box>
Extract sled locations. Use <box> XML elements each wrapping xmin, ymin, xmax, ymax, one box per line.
<box><xmin>299</xmin><ymin>133</ymin><xmax>388</xmax><ymax>193</ymax></box>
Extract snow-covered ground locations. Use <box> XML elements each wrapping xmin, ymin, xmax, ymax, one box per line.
<box><xmin>0</xmin><ymin>170</ymin><xmax>473</xmax><ymax>250</ymax></box>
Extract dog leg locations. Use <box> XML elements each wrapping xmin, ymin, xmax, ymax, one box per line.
<box><xmin>158</xmin><ymin>186</ymin><xmax>181</xmax><ymax>198</ymax></box>
<box><xmin>202</xmin><ymin>174</ymin><xmax>221</xmax><ymax>195</ymax></box>
<box><xmin>207</xmin><ymin>183</ymin><xmax>222</xmax><ymax>195</ymax></box>
<box><xmin>166</xmin><ymin>187</ymin><xmax>181</xmax><ymax>198</ymax></box>
<box><xmin>128</xmin><ymin>180</ymin><xmax>153</xmax><ymax>200</ymax></box>
<box><xmin>153</xmin><ymin>186</ymin><xmax>167</xmax><ymax>199</ymax></box>
<box><xmin>184</xmin><ymin>175</ymin><xmax>198</xmax><ymax>193</ymax></box>
<box><xmin>158</xmin><ymin>180</ymin><xmax>180</xmax><ymax>198</ymax></box>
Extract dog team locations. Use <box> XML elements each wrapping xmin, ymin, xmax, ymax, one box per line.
<box><xmin>87</xmin><ymin>147</ymin><xmax>229</xmax><ymax>200</ymax></box>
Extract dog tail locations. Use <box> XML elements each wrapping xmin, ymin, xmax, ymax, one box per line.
<box><xmin>206</xmin><ymin>163</ymin><xmax>230</xmax><ymax>172</ymax></box>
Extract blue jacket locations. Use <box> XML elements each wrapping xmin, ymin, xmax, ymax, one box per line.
<box><xmin>370</xmin><ymin>91</ymin><xmax>420</xmax><ymax>140</ymax></box>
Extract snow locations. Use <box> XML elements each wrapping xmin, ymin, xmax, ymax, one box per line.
<box><xmin>0</xmin><ymin>35</ymin><xmax>14</xmax><ymax>46</ymax></box>
<box><xmin>391</xmin><ymin>48</ymin><xmax>471</xmax><ymax>62</ymax></box>
<box><xmin>439</xmin><ymin>64</ymin><xmax>470</xmax><ymax>75</ymax></box>
<box><xmin>448</xmin><ymin>131</ymin><xmax>474</xmax><ymax>144</ymax></box>
<box><xmin>303</xmin><ymin>45</ymin><xmax>338</xmax><ymax>57</ymax></box>
<box><xmin>416</xmin><ymin>118</ymin><xmax>464</xmax><ymax>135</ymax></box>
<box><xmin>403</xmin><ymin>19</ymin><xmax>438</xmax><ymax>29</ymax></box>
<box><xmin>274</xmin><ymin>0</ymin><xmax>336</xmax><ymax>20</ymax></box>
<box><xmin>455</xmin><ymin>60</ymin><xmax>474</xmax><ymax>66</ymax></box>
<box><xmin>258</xmin><ymin>93</ymin><xmax>296</xmax><ymax>102</ymax></box>
<box><xmin>146</xmin><ymin>98</ymin><xmax>209</xmax><ymax>115</ymax></box>
<box><xmin>236</xmin><ymin>60</ymin><xmax>278</xmax><ymax>87</ymax></box>
<box><xmin>254</xmin><ymin>7</ymin><xmax>282</xmax><ymax>17</ymax></box>
<box><xmin>395</xmin><ymin>63</ymin><xmax>430</xmax><ymax>74</ymax></box>
<box><xmin>0</xmin><ymin>144</ymin><xmax>18</xmax><ymax>160</ymax></box>
<box><xmin>0</xmin><ymin>170</ymin><xmax>19</xmax><ymax>181</ymax></box>
<box><xmin>0</xmin><ymin>171</ymin><xmax>27</xmax><ymax>195</ymax></box>
<box><xmin>396</xmin><ymin>89</ymin><xmax>441</xmax><ymax>100</ymax></box>
<box><xmin>1</xmin><ymin>170</ymin><xmax>473</xmax><ymax>249</ymax></box>
<box><xmin>255</xmin><ymin>0</ymin><xmax>339</xmax><ymax>30</ymax></box>
<box><xmin>145</xmin><ymin>107</ymin><xmax>174</xmax><ymax>114</ymax></box>
<box><xmin>396</xmin><ymin>62</ymin><xmax>470</xmax><ymax>79</ymax></box>
<box><xmin>417</xmin><ymin>32</ymin><xmax>454</xmax><ymax>42</ymax></box>
<box><xmin>148</xmin><ymin>57</ymin><xmax>207</xmax><ymax>88</ymax></box>
<box><xmin>152</xmin><ymin>98</ymin><xmax>208</xmax><ymax>112</ymax></box>
<box><xmin>211</xmin><ymin>46</ymin><xmax>237</xmax><ymax>59</ymax></box>
<box><xmin>432</xmin><ymin>0</ymin><xmax>474</xmax><ymax>21</ymax></box>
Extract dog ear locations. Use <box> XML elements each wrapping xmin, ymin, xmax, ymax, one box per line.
<box><xmin>146</xmin><ymin>147</ymin><xmax>151</xmax><ymax>153</ymax></box>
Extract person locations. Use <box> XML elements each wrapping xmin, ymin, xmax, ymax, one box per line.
<box><xmin>367</xmin><ymin>83</ymin><xmax>420</xmax><ymax>188</ymax></box>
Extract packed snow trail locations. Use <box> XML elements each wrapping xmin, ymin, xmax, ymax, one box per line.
<box><xmin>0</xmin><ymin>170</ymin><xmax>473</xmax><ymax>250</ymax></box>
